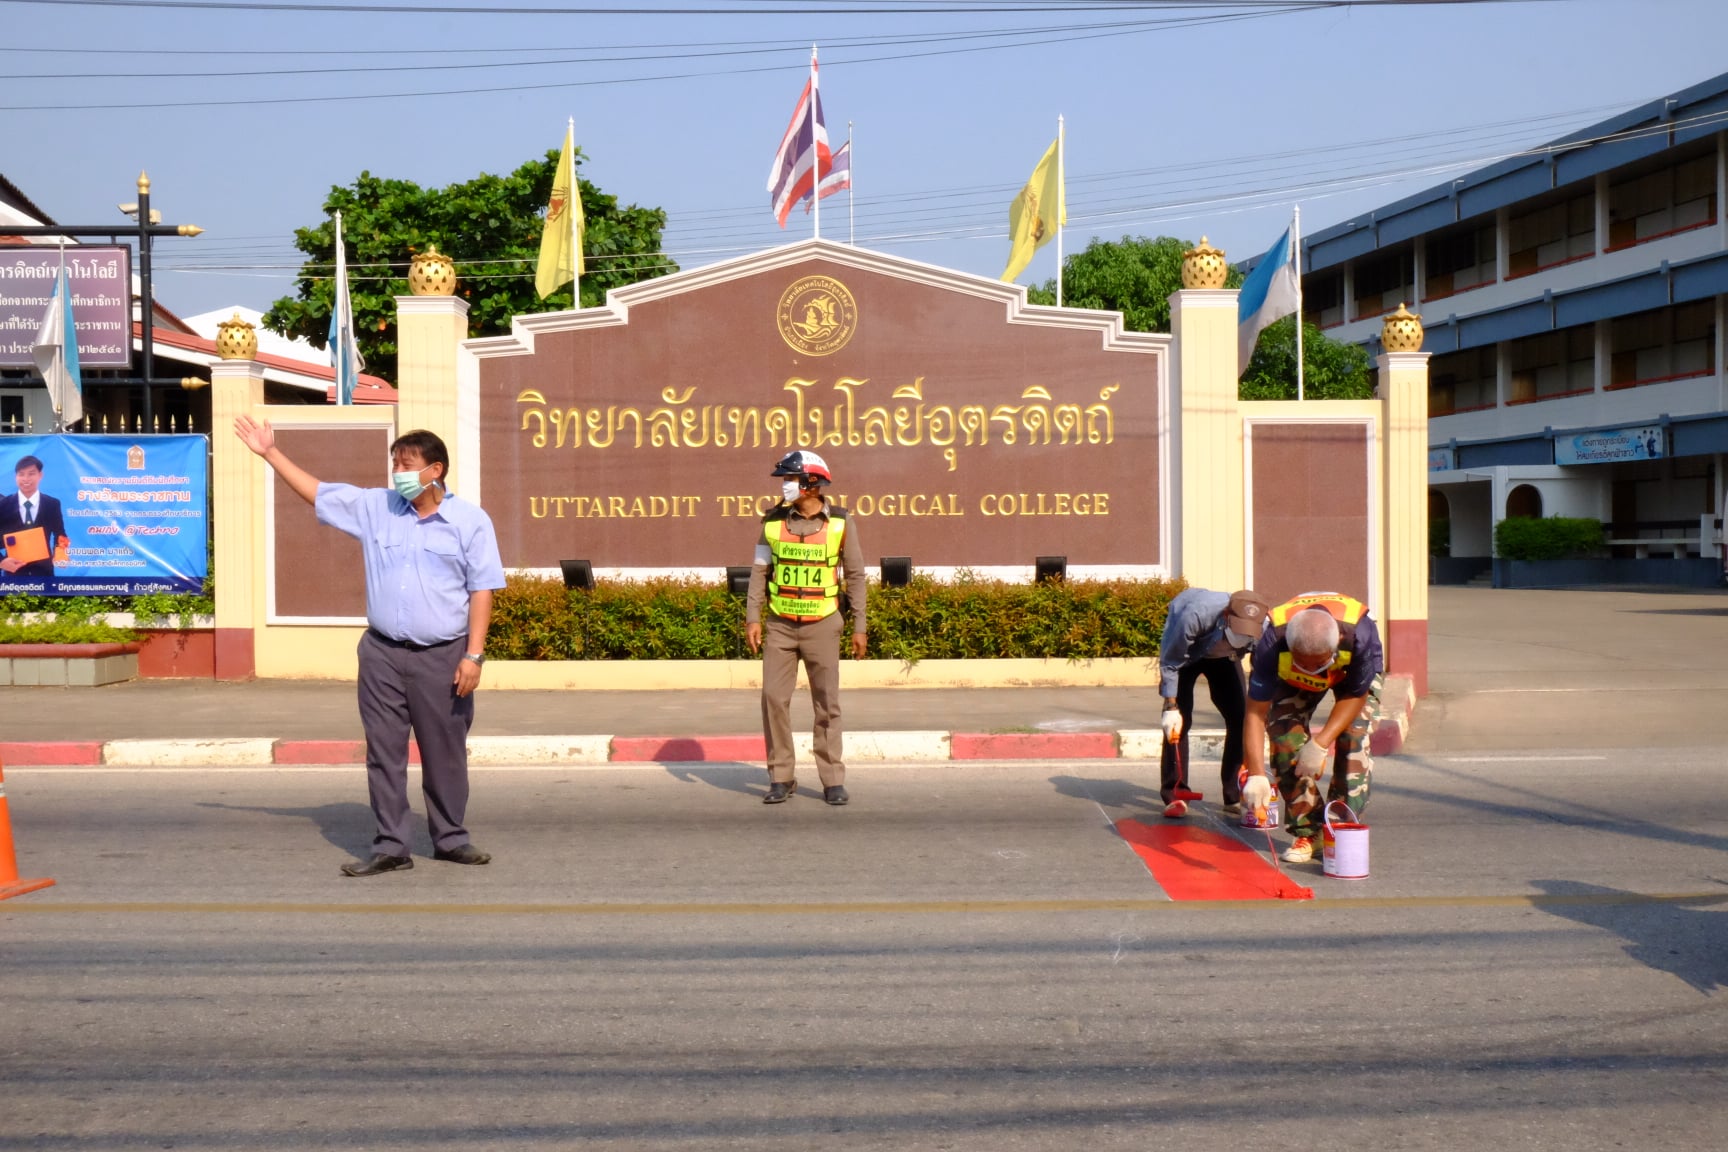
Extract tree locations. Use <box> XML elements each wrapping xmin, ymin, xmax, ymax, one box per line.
<box><xmin>1026</xmin><ymin>234</ymin><xmax>1372</xmax><ymax>399</ymax></box>
<box><xmin>1240</xmin><ymin>316</ymin><xmax>1374</xmax><ymax>400</ymax></box>
<box><xmin>264</xmin><ymin>151</ymin><xmax>675</xmax><ymax>384</ymax></box>
<box><xmin>1027</xmin><ymin>235</ymin><xmax>1241</xmax><ymax>334</ymax></box>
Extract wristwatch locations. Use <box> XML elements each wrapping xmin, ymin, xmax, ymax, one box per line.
<box><xmin>463</xmin><ymin>652</ymin><xmax>485</xmax><ymax>665</ymax></box>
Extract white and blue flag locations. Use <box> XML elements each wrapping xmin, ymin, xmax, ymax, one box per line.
<box><xmin>31</xmin><ymin>246</ymin><xmax>83</xmax><ymax>429</ymax></box>
<box><xmin>328</xmin><ymin>210</ymin><xmax>364</xmax><ymax>405</ymax></box>
<box><xmin>1237</xmin><ymin>226</ymin><xmax>1301</xmax><ymax>376</ymax></box>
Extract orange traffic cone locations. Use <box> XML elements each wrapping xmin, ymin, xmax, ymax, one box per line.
<box><xmin>0</xmin><ymin>753</ymin><xmax>55</xmax><ymax>901</ymax></box>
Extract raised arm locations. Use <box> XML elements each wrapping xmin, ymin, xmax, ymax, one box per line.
<box><xmin>234</xmin><ymin>415</ymin><xmax>320</xmax><ymax>507</ymax></box>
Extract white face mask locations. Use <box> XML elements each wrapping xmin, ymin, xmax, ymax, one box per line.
<box><xmin>781</xmin><ymin>480</ymin><xmax>803</xmax><ymax>503</ymax></box>
<box><xmin>1225</xmin><ymin>629</ymin><xmax>1256</xmax><ymax>651</ymax></box>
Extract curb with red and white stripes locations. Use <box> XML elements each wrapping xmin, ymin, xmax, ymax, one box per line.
<box><xmin>0</xmin><ymin>714</ymin><xmax>1408</xmax><ymax>768</ymax></box>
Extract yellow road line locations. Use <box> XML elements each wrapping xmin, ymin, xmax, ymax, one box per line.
<box><xmin>6</xmin><ymin>892</ymin><xmax>1726</xmax><ymax>916</ymax></box>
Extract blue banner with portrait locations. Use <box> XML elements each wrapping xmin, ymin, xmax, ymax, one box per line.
<box><xmin>0</xmin><ymin>434</ymin><xmax>209</xmax><ymax>596</ymax></box>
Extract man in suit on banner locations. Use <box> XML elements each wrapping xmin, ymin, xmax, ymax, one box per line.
<box><xmin>0</xmin><ymin>455</ymin><xmax>69</xmax><ymax>581</ymax></box>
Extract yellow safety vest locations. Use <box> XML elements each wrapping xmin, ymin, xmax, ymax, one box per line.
<box><xmin>763</xmin><ymin>508</ymin><xmax>847</xmax><ymax>621</ymax></box>
<box><xmin>1268</xmin><ymin>592</ymin><xmax>1368</xmax><ymax>692</ymax></box>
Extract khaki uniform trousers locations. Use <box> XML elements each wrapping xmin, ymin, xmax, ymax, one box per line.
<box><xmin>760</xmin><ymin>610</ymin><xmax>845</xmax><ymax>786</ymax></box>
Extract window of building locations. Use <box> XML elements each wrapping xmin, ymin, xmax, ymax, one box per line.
<box><xmin>1508</xmin><ymin>191</ymin><xmax>1593</xmax><ymax>278</ymax></box>
<box><xmin>1609</xmin><ymin>300</ymin><xmax>1716</xmax><ymax>388</ymax></box>
<box><xmin>1608</xmin><ymin>150</ymin><xmax>1717</xmax><ymax>250</ymax></box>
<box><xmin>1425</xmin><ymin>222</ymin><xmax>1496</xmax><ymax>299</ymax></box>
<box><xmin>1429</xmin><ymin>346</ymin><xmax>1497</xmax><ymax>416</ymax></box>
<box><xmin>0</xmin><ymin>394</ymin><xmax>22</xmax><ymax>433</ymax></box>
<box><xmin>1508</xmin><ymin>327</ymin><xmax>1594</xmax><ymax>404</ymax></box>
<box><xmin>1352</xmin><ymin>246</ymin><xmax>1414</xmax><ymax>321</ymax></box>
<box><xmin>1506</xmin><ymin>484</ymin><xmax>1543</xmax><ymax>519</ymax></box>
<box><xmin>1305</xmin><ymin>269</ymin><xmax>1345</xmax><ymax>329</ymax></box>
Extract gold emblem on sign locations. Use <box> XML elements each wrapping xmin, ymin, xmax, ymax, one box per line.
<box><xmin>776</xmin><ymin>275</ymin><xmax>858</xmax><ymax>357</ymax></box>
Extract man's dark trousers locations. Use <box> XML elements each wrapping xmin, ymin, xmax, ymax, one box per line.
<box><xmin>1160</xmin><ymin>657</ymin><xmax>1248</xmax><ymax>805</ymax></box>
<box><xmin>357</xmin><ymin>630</ymin><xmax>476</xmax><ymax>856</ymax></box>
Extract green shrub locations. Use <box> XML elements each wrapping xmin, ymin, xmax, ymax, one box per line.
<box><xmin>1430</xmin><ymin>518</ymin><xmax>1450</xmax><ymax>557</ymax></box>
<box><xmin>1494</xmin><ymin>516</ymin><xmax>1604</xmax><ymax>561</ymax></box>
<box><xmin>0</xmin><ymin>617</ymin><xmax>138</xmax><ymax>644</ymax></box>
<box><xmin>487</xmin><ymin>572</ymin><xmax>1184</xmax><ymax>661</ymax></box>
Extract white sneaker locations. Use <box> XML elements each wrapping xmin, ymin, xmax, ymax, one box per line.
<box><xmin>1281</xmin><ymin>836</ymin><xmax>1316</xmax><ymax>863</ymax></box>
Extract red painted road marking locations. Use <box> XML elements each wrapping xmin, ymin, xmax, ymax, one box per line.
<box><xmin>610</xmin><ymin>735</ymin><xmax>768</xmax><ymax>762</ymax></box>
<box><xmin>0</xmin><ymin>742</ymin><xmax>104</xmax><ymax>766</ymax></box>
<box><xmin>1116</xmin><ymin>818</ymin><xmax>1313</xmax><ymax>901</ymax></box>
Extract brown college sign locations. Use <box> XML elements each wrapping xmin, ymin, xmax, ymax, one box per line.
<box><xmin>469</xmin><ymin>241</ymin><xmax>1170</xmax><ymax>572</ymax></box>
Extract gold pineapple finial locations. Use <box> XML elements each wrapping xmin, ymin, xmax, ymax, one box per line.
<box><xmin>1181</xmin><ymin>236</ymin><xmax>1228</xmax><ymax>289</ymax></box>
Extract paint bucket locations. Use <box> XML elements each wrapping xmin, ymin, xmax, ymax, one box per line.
<box><xmin>1322</xmin><ymin>800</ymin><xmax>1369</xmax><ymax>878</ymax></box>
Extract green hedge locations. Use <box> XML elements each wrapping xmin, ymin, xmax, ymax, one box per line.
<box><xmin>1493</xmin><ymin>516</ymin><xmax>1604</xmax><ymax>561</ymax></box>
<box><xmin>487</xmin><ymin>572</ymin><xmax>1183</xmax><ymax>661</ymax></box>
<box><xmin>1430</xmin><ymin>518</ymin><xmax>1450</xmax><ymax>557</ymax></box>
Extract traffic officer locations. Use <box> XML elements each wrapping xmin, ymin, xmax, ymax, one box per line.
<box><xmin>1156</xmin><ymin>588</ymin><xmax>1270</xmax><ymax>819</ymax></box>
<box><xmin>744</xmin><ymin>450</ymin><xmax>868</xmax><ymax>805</ymax></box>
<box><xmin>1241</xmin><ymin>591</ymin><xmax>1384</xmax><ymax>863</ymax></box>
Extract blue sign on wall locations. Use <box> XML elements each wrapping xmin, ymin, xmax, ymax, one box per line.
<box><xmin>0</xmin><ymin>434</ymin><xmax>209</xmax><ymax>596</ymax></box>
<box><xmin>1554</xmin><ymin>425</ymin><xmax>1667</xmax><ymax>466</ymax></box>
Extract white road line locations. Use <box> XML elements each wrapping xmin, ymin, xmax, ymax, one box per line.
<box><xmin>1463</xmin><ymin>686</ymin><xmax>1719</xmax><ymax>694</ymax></box>
<box><xmin>1436</xmin><ymin>755</ymin><xmax>1609</xmax><ymax>763</ymax></box>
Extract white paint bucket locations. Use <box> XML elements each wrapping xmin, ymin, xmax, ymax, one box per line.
<box><xmin>1322</xmin><ymin>800</ymin><xmax>1369</xmax><ymax>878</ymax></box>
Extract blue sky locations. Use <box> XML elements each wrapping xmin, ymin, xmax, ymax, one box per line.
<box><xmin>6</xmin><ymin>0</ymin><xmax>1728</xmax><ymax>320</ymax></box>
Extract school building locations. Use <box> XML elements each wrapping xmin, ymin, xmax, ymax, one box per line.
<box><xmin>1300</xmin><ymin>71</ymin><xmax>1728</xmax><ymax>582</ymax></box>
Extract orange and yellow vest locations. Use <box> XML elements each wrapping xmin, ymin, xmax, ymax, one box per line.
<box><xmin>1267</xmin><ymin>592</ymin><xmax>1369</xmax><ymax>692</ymax></box>
<box><xmin>763</xmin><ymin>506</ymin><xmax>848</xmax><ymax>621</ymax></box>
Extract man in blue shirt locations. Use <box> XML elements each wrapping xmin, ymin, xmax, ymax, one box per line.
<box><xmin>235</xmin><ymin>416</ymin><xmax>506</xmax><ymax>877</ymax></box>
<box><xmin>1156</xmin><ymin>588</ymin><xmax>1270</xmax><ymax>820</ymax></box>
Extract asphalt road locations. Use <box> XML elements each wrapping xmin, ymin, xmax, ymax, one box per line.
<box><xmin>3</xmin><ymin>754</ymin><xmax>1725</xmax><ymax>1150</ymax></box>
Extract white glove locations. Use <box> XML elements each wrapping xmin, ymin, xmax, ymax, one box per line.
<box><xmin>1161</xmin><ymin>710</ymin><xmax>1183</xmax><ymax>740</ymax></box>
<box><xmin>1295</xmin><ymin>738</ymin><xmax>1328</xmax><ymax>778</ymax></box>
<box><xmin>1242</xmin><ymin>775</ymin><xmax>1273</xmax><ymax>810</ymax></box>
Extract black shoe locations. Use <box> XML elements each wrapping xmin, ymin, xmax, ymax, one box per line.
<box><xmin>824</xmin><ymin>785</ymin><xmax>849</xmax><ymax>806</ymax></box>
<box><xmin>341</xmin><ymin>853</ymin><xmax>413</xmax><ymax>877</ymax></box>
<box><xmin>433</xmin><ymin>844</ymin><xmax>492</xmax><ymax>865</ymax></box>
<box><xmin>764</xmin><ymin>780</ymin><xmax>796</xmax><ymax>804</ymax></box>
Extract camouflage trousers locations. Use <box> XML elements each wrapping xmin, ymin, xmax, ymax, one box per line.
<box><xmin>1266</xmin><ymin>674</ymin><xmax>1382</xmax><ymax>840</ymax></box>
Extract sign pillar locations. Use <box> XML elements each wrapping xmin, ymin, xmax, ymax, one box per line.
<box><xmin>209</xmin><ymin>356</ymin><xmax>266</xmax><ymax>680</ymax></box>
<box><xmin>1169</xmin><ymin>237</ymin><xmax>1245</xmax><ymax>592</ymax></box>
<box><xmin>396</xmin><ymin>249</ymin><xmax>467</xmax><ymax>485</ymax></box>
<box><xmin>1378</xmin><ymin>304</ymin><xmax>1431</xmax><ymax>696</ymax></box>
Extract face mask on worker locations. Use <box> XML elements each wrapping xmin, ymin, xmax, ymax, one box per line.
<box><xmin>393</xmin><ymin>463</ymin><xmax>435</xmax><ymax>501</ymax></box>
<box><xmin>1226</xmin><ymin>629</ymin><xmax>1256</xmax><ymax>651</ymax></box>
<box><xmin>781</xmin><ymin>479</ymin><xmax>804</xmax><ymax>503</ymax></box>
<box><xmin>1291</xmin><ymin>650</ymin><xmax>1337</xmax><ymax>676</ymax></box>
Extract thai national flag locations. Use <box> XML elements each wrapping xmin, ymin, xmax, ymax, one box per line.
<box><xmin>805</xmin><ymin>140</ymin><xmax>850</xmax><ymax>213</ymax></box>
<box><xmin>767</xmin><ymin>51</ymin><xmax>832</xmax><ymax>228</ymax></box>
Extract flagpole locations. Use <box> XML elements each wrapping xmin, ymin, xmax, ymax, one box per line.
<box><xmin>1056</xmin><ymin>114</ymin><xmax>1065</xmax><ymax>307</ymax></box>
<box><xmin>810</xmin><ymin>45</ymin><xmax>820</xmax><ymax>242</ymax></box>
<box><xmin>1293</xmin><ymin>204</ymin><xmax>1305</xmax><ymax>402</ymax></box>
<box><xmin>847</xmin><ymin>120</ymin><xmax>855</xmax><ymax>246</ymax></box>
<box><xmin>569</xmin><ymin>116</ymin><xmax>580</xmax><ymax>308</ymax></box>
<box><xmin>53</xmin><ymin>241</ymin><xmax>66</xmax><ymax>432</ymax></box>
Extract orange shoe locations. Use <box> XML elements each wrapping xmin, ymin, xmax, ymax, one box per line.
<box><xmin>1281</xmin><ymin>836</ymin><xmax>1316</xmax><ymax>863</ymax></box>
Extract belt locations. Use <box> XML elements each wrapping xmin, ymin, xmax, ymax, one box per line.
<box><xmin>367</xmin><ymin>628</ymin><xmax>460</xmax><ymax>653</ymax></box>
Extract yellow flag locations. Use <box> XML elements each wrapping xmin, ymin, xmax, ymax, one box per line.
<box><xmin>1000</xmin><ymin>137</ymin><xmax>1064</xmax><ymax>283</ymax></box>
<box><xmin>536</xmin><ymin>122</ymin><xmax>585</xmax><ymax>300</ymax></box>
